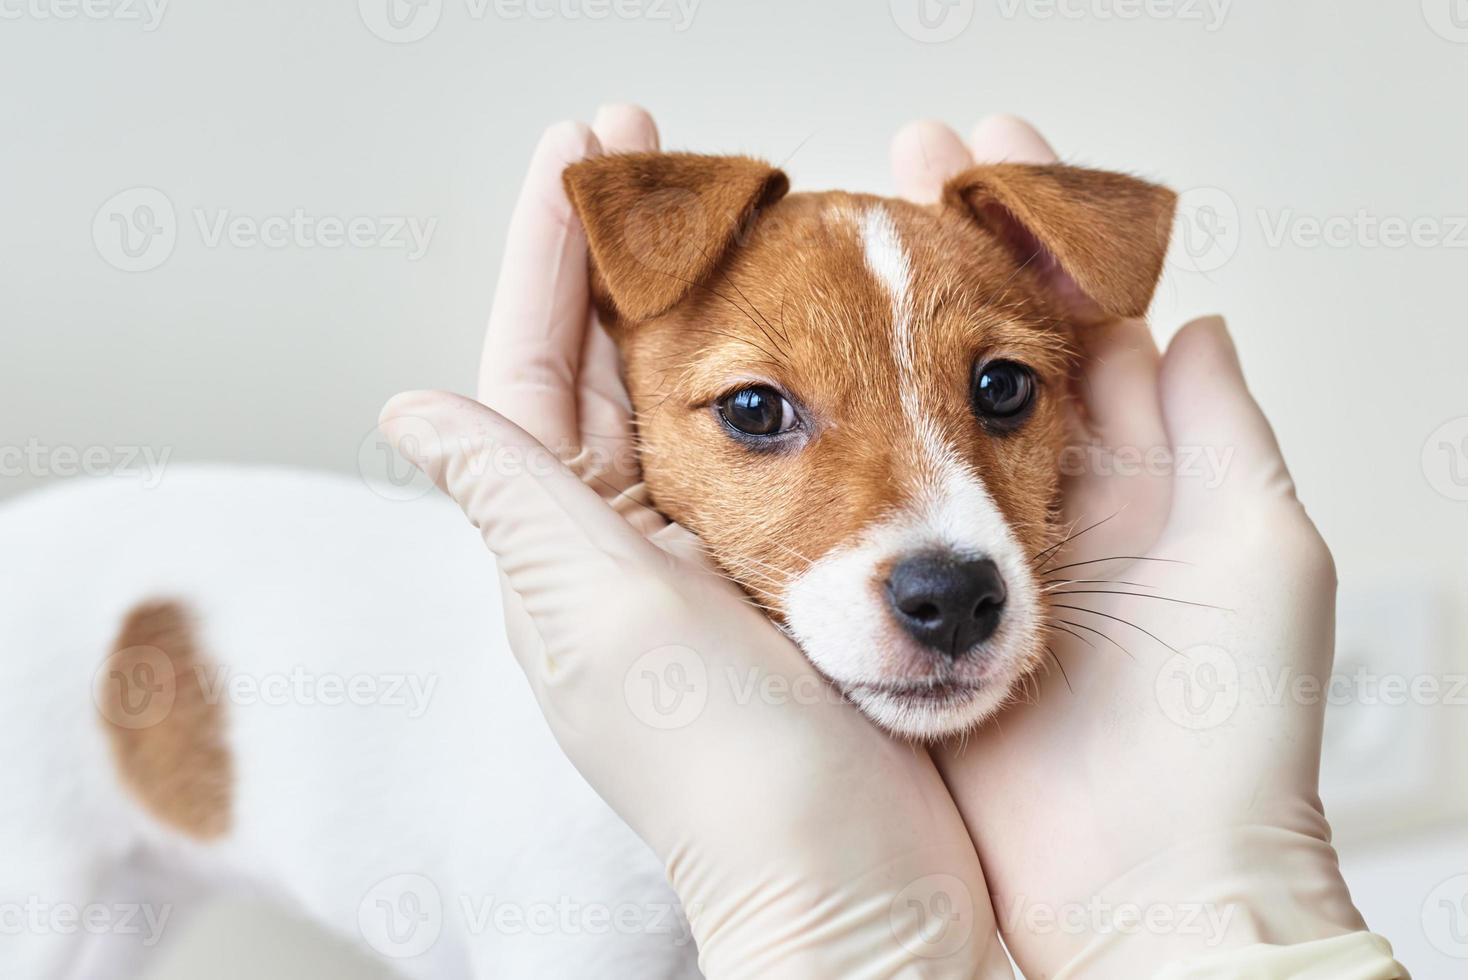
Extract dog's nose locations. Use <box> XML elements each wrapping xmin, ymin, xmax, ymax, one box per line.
<box><xmin>885</xmin><ymin>553</ymin><xmax>1007</xmax><ymax>659</ymax></box>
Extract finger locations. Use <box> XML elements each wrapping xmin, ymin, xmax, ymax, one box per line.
<box><xmin>590</xmin><ymin>102</ymin><xmax>660</xmax><ymax>154</ymax></box>
<box><xmin>579</xmin><ymin>101</ymin><xmax>656</xmax><ymax>464</ymax></box>
<box><xmin>1158</xmin><ymin>316</ymin><xmax>1297</xmax><ymax>510</ymax></box>
<box><xmin>577</xmin><ymin>104</ymin><xmax>658</xmax><ymax>494</ymax></box>
<box><xmin>891</xmin><ymin>120</ymin><xmax>974</xmax><ymax>203</ymax></box>
<box><xmin>968</xmin><ymin>114</ymin><xmax>1059</xmax><ymax>165</ymax></box>
<box><xmin>1060</xmin><ymin>317</ymin><xmax>1170</xmax><ymax>554</ymax></box>
<box><xmin>1074</xmin><ymin>317</ymin><xmax>1165</xmax><ymax>450</ymax></box>
<box><xmin>477</xmin><ymin>121</ymin><xmax>602</xmax><ymax>453</ymax></box>
<box><xmin>379</xmin><ymin>390</ymin><xmax>654</xmax><ymax>587</ymax></box>
<box><xmin>576</xmin><ymin>317</ymin><xmax>643</xmax><ymax>492</ymax></box>
<box><xmin>650</xmin><ymin>520</ymin><xmax>715</xmax><ymax>568</ymax></box>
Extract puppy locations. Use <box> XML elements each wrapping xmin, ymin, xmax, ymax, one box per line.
<box><xmin>0</xmin><ymin>152</ymin><xmax>1173</xmax><ymax>978</ymax></box>
<box><xmin>565</xmin><ymin>152</ymin><xmax>1174</xmax><ymax>736</ymax></box>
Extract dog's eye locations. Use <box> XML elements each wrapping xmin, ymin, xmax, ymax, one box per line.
<box><xmin>972</xmin><ymin>360</ymin><xmax>1037</xmax><ymax>429</ymax></box>
<box><xmin>717</xmin><ymin>385</ymin><xmax>797</xmax><ymax>437</ymax></box>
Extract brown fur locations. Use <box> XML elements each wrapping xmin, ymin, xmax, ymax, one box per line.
<box><xmin>99</xmin><ymin>600</ymin><xmax>232</xmax><ymax>839</ymax></box>
<box><xmin>563</xmin><ymin>152</ymin><xmax>789</xmax><ymax>321</ymax></box>
<box><xmin>943</xmin><ymin>163</ymin><xmax>1176</xmax><ymax>321</ymax></box>
<box><xmin>563</xmin><ymin>153</ymin><xmax>1173</xmax><ymax>634</ymax></box>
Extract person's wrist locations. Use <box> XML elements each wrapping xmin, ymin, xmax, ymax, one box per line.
<box><xmin>1030</xmin><ymin>825</ymin><xmax>1366</xmax><ymax>979</ymax></box>
<box><xmin>685</xmin><ymin>839</ymin><xmax>1011</xmax><ymax>980</ymax></box>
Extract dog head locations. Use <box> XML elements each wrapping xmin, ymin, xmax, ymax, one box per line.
<box><xmin>564</xmin><ymin>152</ymin><xmax>1174</xmax><ymax>738</ymax></box>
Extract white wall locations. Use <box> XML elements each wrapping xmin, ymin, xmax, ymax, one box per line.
<box><xmin>4</xmin><ymin>0</ymin><xmax>1466</xmax><ymax>975</ymax></box>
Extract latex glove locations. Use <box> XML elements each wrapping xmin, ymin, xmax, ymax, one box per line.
<box><xmin>893</xmin><ymin>118</ymin><xmax>1379</xmax><ymax>977</ymax></box>
<box><xmin>378</xmin><ymin>107</ymin><xmax>1014</xmax><ymax>980</ymax></box>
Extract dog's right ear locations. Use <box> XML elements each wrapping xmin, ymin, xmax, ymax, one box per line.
<box><xmin>563</xmin><ymin>152</ymin><xmax>790</xmax><ymax>323</ymax></box>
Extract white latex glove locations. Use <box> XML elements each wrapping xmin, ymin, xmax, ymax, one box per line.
<box><xmin>890</xmin><ymin>118</ymin><xmax>1390</xmax><ymax>977</ymax></box>
<box><xmin>378</xmin><ymin>107</ymin><xmax>1014</xmax><ymax>980</ymax></box>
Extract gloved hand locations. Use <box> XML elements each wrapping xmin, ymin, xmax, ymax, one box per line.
<box><xmin>893</xmin><ymin>117</ymin><xmax>1387</xmax><ymax>978</ymax></box>
<box><xmin>378</xmin><ymin>107</ymin><xmax>1014</xmax><ymax>980</ymax></box>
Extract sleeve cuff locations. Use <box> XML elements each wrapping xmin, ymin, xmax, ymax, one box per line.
<box><xmin>1154</xmin><ymin>931</ymin><xmax>1408</xmax><ymax>980</ymax></box>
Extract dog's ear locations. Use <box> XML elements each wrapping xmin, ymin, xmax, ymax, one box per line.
<box><xmin>942</xmin><ymin>164</ymin><xmax>1176</xmax><ymax>321</ymax></box>
<box><xmin>563</xmin><ymin>152</ymin><xmax>790</xmax><ymax>323</ymax></box>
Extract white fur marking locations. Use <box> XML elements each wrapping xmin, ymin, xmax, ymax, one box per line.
<box><xmin>783</xmin><ymin>454</ymin><xmax>1042</xmax><ymax>737</ymax></box>
<box><xmin>860</xmin><ymin>207</ymin><xmax>920</xmax><ymax>420</ymax></box>
<box><xmin>860</xmin><ymin>206</ymin><xmax>912</xmax><ymax>320</ymax></box>
<box><xmin>780</xmin><ymin>208</ymin><xmax>1045</xmax><ymax>737</ymax></box>
<box><xmin>861</xmin><ymin>207</ymin><xmax>955</xmax><ymax>492</ymax></box>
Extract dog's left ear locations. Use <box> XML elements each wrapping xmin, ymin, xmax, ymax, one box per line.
<box><xmin>942</xmin><ymin>164</ymin><xmax>1176</xmax><ymax>320</ymax></box>
<box><xmin>564</xmin><ymin>152</ymin><xmax>790</xmax><ymax>324</ymax></box>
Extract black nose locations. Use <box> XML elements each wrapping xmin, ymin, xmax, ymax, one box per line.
<box><xmin>885</xmin><ymin>553</ymin><xmax>1007</xmax><ymax>659</ymax></box>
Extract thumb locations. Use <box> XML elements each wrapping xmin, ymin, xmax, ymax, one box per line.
<box><xmin>1158</xmin><ymin>316</ymin><xmax>1298</xmax><ymax>518</ymax></box>
<box><xmin>378</xmin><ymin>390</ymin><xmax>656</xmax><ymax>594</ymax></box>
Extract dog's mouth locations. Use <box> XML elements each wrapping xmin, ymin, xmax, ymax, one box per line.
<box><xmin>838</xmin><ymin>649</ymin><xmax>1031</xmax><ymax>739</ymax></box>
<box><xmin>846</xmin><ymin>639</ymin><xmax>1017</xmax><ymax>703</ymax></box>
<box><xmin>848</xmin><ymin>679</ymin><xmax>983</xmax><ymax>704</ymax></box>
<box><xmin>843</xmin><ymin>679</ymin><xmax>998</xmax><ymax>739</ymax></box>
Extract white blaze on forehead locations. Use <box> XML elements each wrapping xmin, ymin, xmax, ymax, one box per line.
<box><xmin>775</xmin><ymin>206</ymin><xmax>1043</xmax><ymax>736</ymax></box>
<box><xmin>860</xmin><ymin>206</ymin><xmax>912</xmax><ymax>316</ymax></box>
<box><xmin>860</xmin><ymin>207</ymin><xmax>918</xmax><ymax>399</ymax></box>
<box><xmin>854</xmin><ymin>206</ymin><xmax>1030</xmax><ymax>594</ymax></box>
<box><xmin>859</xmin><ymin>205</ymin><xmax>966</xmax><ymax>500</ymax></box>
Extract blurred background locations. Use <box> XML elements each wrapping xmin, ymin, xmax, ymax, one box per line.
<box><xmin>3</xmin><ymin>0</ymin><xmax>1465</xmax><ymax>975</ymax></box>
